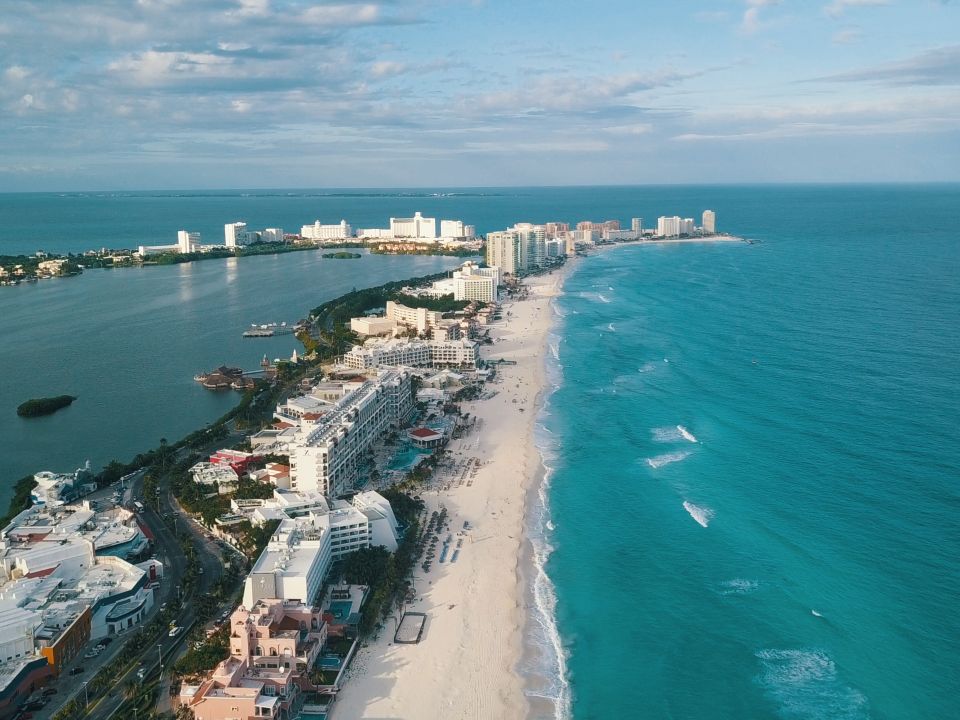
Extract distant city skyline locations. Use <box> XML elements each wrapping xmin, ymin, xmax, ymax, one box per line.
<box><xmin>1</xmin><ymin>0</ymin><xmax>958</xmax><ymax>191</ymax></box>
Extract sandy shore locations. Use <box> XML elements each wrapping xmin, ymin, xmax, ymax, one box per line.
<box><xmin>332</xmin><ymin>269</ymin><xmax>571</xmax><ymax>719</ymax></box>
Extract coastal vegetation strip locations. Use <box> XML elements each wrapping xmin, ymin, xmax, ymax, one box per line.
<box><xmin>1</xmin><ymin>239</ymin><xmax>480</xmax><ymax>286</ymax></box>
<box><xmin>16</xmin><ymin>394</ymin><xmax>77</xmax><ymax>417</ymax></box>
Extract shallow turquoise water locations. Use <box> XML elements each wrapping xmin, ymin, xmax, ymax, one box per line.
<box><xmin>534</xmin><ymin>186</ymin><xmax>960</xmax><ymax>719</ymax></box>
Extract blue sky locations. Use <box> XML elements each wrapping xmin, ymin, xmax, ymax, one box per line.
<box><xmin>1</xmin><ymin>0</ymin><xmax>958</xmax><ymax>190</ymax></box>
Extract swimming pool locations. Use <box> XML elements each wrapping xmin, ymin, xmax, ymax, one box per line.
<box><xmin>327</xmin><ymin>600</ymin><xmax>353</xmax><ymax>622</ymax></box>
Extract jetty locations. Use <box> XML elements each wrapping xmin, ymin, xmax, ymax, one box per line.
<box><xmin>243</xmin><ymin>322</ymin><xmax>300</xmax><ymax>338</ymax></box>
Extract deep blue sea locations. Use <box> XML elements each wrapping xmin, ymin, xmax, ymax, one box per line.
<box><xmin>531</xmin><ymin>185</ymin><xmax>960</xmax><ymax>720</ymax></box>
<box><xmin>1</xmin><ymin>186</ymin><xmax>958</xmax><ymax>718</ymax></box>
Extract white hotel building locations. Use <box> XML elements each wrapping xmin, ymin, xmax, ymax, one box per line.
<box><xmin>241</xmin><ymin>490</ymin><xmax>399</xmax><ymax>608</ymax></box>
<box><xmin>300</xmin><ymin>220</ymin><xmax>353</xmax><ymax>241</ymax></box>
<box><xmin>289</xmin><ymin>370</ymin><xmax>414</xmax><ymax>497</ymax></box>
<box><xmin>342</xmin><ymin>338</ymin><xmax>479</xmax><ymax>371</ymax></box>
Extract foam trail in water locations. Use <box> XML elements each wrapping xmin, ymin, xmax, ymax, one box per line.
<box><xmin>651</xmin><ymin>426</ymin><xmax>683</xmax><ymax>442</ymax></box>
<box><xmin>683</xmin><ymin>501</ymin><xmax>715</xmax><ymax>527</ymax></box>
<box><xmin>811</xmin><ymin>609</ymin><xmax>823</xmax><ymax>618</ymax></box>
<box><xmin>719</xmin><ymin>579</ymin><xmax>759</xmax><ymax>595</ymax></box>
<box><xmin>755</xmin><ymin>648</ymin><xmax>869</xmax><ymax>719</ymax></box>
<box><xmin>597</xmin><ymin>293</ymin><xmax>612</xmax><ymax>303</ymax></box>
<box><xmin>645</xmin><ymin>450</ymin><xmax>692</xmax><ymax>468</ymax></box>
<box><xmin>676</xmin><ymin>425</ymin><xmax>698</xmax><ymax>443</ymax></box>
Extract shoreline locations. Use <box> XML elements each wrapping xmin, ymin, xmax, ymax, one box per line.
<box><xmin>331</xmin><ymin>265</ymin><xmax>574</xmax><ymax>719</ymax></box>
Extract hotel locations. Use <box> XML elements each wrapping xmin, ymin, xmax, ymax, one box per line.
<box><xmin>300</xmin><ymin>220</ymin><xmax>353</xmax><ymax>241</ymax></box>
<box><xmin>289</xmin><ymin>370</ymin><xmax>414</xmax><ymax>497</ymax></box>
<box><xmin>342</xmin><ymin>338</ymin><xmax>479</xmax><ymax>371</ymax></box>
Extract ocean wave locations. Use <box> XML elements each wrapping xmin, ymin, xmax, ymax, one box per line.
<box><xmin>755</xmin><ymin>649</ymin><xmax>869</xmax><ymax>720</ymax></box>
<box><xmin>718</xmin><ymin>578</ymin><xmax>759</xmax><ymax>595</ymax></box>
<box><xmin>524</xmin><ymin>353</ymin><xmax>571</xmax><ymax>720</ymax></box>
<box><xmin>527</xmin><ymin>439</ymin><xmax>571</xmax><ymax>717</ymax></box>
<box><xmin>683</xmin><ymin>501</ymin><xmax>714</xmax><ymax>527</ymax></box>
<box><xmin>645</xmin><ymin>450</ymin><xmax>692</xmax><ymax>469</ymax></box>
<box><xmin>651</xmin><ymin>426</ymin><xmax>683</xmax><ymax>442</ymax></box>
<box><xmin>676</xmin><ymin>425</ymin><xmax>698</xmax><ymax>443</ymax></box>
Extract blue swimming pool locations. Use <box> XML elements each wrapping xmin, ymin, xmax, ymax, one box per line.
<box><xmin>328</xmin><ymin>600</ymin><xmax>353</xmax><ymax>622</ymax></box>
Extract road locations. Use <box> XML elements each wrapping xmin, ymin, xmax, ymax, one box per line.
<box><xmin>40</xmin><ymin>464</ymin><xmax>231</xmax><ymax>720</ymax></box>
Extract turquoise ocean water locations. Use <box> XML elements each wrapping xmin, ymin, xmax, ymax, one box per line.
<box><xmin>530</xmin><ymin>186</ymin><xmax>960</xmax><ymax>719</ymax></box>
<box><xmin>1</xmin><ymin>186</ymin><xmax>958</xmax><ymax>718</ymax></box>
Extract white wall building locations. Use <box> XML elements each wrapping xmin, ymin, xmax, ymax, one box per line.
<box><xmin>390</xmin><ymin>212</ymin><xmax>436</xmax><ymax>239</ymax></box>
<box><xmin>657</xmin><ymin>216</ymin><xmax>681</xmax><ymax>237</ymax></box>
<box><xmin>178</xmin><ymin>231</ymin><xmax>201</xmax><ymax>253</ymax></box>
<box><xmin>342</xmin><ymin>338</ymin><xmax>478</xmax><ymax>371</ymax></box>
<box><xmin>702</xmin><ymin>210</ymin><xmax>716</xmax><ymax>234</ymax></box>
<box><xmin>241</xmin><ymin>489</ymin><xmax>399</xmax><ymax>609</ymax></box>
<box><xmin>300</xmin><ymin>220</ymin><xmax>353</xmax><ymax>241</ymax></box>
<box><xmin>439</xmin><ymin>220</ymin><xmax>475</xmax><ymax>239</ymax></box>
<box><xmin>260</xmin><ymin>228</ymin><xmax>285</xmax><ymax>244</ymax></box>
<box><xmin>289</xmin><ymin>371</ymin><xmax>414</xmax><ymax>497</ymax></box>
<box><xmin>486</xmin><ymin>230</ymin><xmax>520</xmax><ymax>274</ymax></box>
<box><xmin>225</xmin><ymin>222</ymin><xmax>252</xmax><ymax>247</ymax></box>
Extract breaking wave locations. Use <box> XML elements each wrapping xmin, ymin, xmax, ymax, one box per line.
<box><xmin>755</xmin><ymin>649</ymin><xmax>869</xmax><ymax>719</ymax></box>
<box><xmin>645</xmin><ymin>450</ymin><xmax>692</xmax><ymax>469</ymax></box>
<box><xmin>683</xmin><ymin>501</ymin><xmax>714</xmax><ymax>527</ymax></box>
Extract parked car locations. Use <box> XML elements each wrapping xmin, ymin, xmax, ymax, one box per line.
<box><xmin>168</xmin><ymin>626</ymin><xmax>181</xmax><ymax>637</ymax></box>
<box><xmin>69</xmin><ymin>667</ymin><xmax>84</xmax><ymax>676</ymax></box>
<box><xmin>100</xmin><ymin>637</ymin><xmax>113</xmax><ymax>645</ymax></box>
<box><xmin>41</xmin><ymin>688</ymin><xmax>57</xmax><ymax>697</ymax></box>
<box><xmin>137</xmin><ymin>667</ymin><xmax>146</xmax><ymax>681</ymax></box>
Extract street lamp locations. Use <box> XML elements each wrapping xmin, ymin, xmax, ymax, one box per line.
<box><xmin>158</xmin><ymin>643</ymin><xmax>163</xmax><ymax>675</ymax></box>
<box><xmin>82</xmin><ymin>681</ymin><xmax>89</xmax><ymax>707</ymax></box>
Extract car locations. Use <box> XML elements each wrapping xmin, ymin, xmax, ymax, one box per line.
<box><xmin>24</xmin><ymin>703</ymin><xmax>44</xmax><ymax>712</ymax></box>
<box><xmin>220</xmin><ymin>611</ymin><xmax>230</xmax><ymax>620</ymax></box>
<box><xmin>69</xmin><ymin>667</ymin><xmax>84</xmax><ymax>676</ymax></box>
<box><xmin>168</xmin><ymin>626</ymin><xmax>181</xmax><ymax>637</ymax></box>
<box><xmin>100</xmin><ymin>637</ymin><xmax>113</xmax><ymax>645</ymax></box>
<box><xmin>95</xmin><ymin>644</ymin><xmax>105</xmax><ymax>651</ymax></box>
<box><xmin>136</xmin><ymin>667</ymin><xmax>146</xmax><ymax>681</ymax></box>
<box><xmin>41</xmin><ymin>688</ymin><xmax>57</xmax><ymax>697</ymax></box>
<box><xmin>159</xmin><ymin>603</ymin><xmax>167</xmax><ymax>611</ymax></box>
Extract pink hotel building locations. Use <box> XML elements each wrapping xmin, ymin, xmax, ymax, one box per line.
<box><xmin>180</xmin><ymin>599</ymin><xmax>328</xmax><ymax>720</ymax></box>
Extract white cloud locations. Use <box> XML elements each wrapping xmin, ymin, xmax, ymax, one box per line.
<box><xmin>741</xmin><ymin>0</ymin><xmax>781</xmax><ymax>34</ymax></box>
<box><xmin>832</xmin><ymin>28</ymin><xmax>862</xmax><ymax>44</ymax></box>
<box><xmin>825</xmin><ymin>0</ymin><xmax>890</xmax><ymax>19</ymax></box>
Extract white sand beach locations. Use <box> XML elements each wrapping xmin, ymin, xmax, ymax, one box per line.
<box><xmin>332</xmin><ymin>269</ymin><xmax>569</xmax><ymax>719</ymax></box>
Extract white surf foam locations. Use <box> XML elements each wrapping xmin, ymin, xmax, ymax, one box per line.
<box><xmin>645</xmin><ymin>450</ymin><xmax>692</xmax><ymax>469</ymax></box>
<box><xmin>719</xmin><ymin>578</ymin><xmax>759</xmax><ymax>595</ymax></box>
<box><xmin>596</xmin><ymin>293</ymin><xmax>612</xmax><ymax>303</ymax></box>
<box><xmin>755</xmin><ymin>648</ymin><xmax>869</xmax><ymax>720</ymax></box>
<box><xmin>676</xmin><ymin>425</ymin><xmax>698</xmax><ymax>443</ymax></box>
<box><xmin>651</xmin><ymin>426</ymin><xmax>683</xmax><ymax>442</ymax></box>
<box><xmin>683</xmin><ymin>501</ymin><xmax>715</xmax><ymax>527</ymax></box>
<box><xmin>811</xmin><ymin>609</ymin><xmax>823</xmax><ymax>618</ymax></box>
<box><xmin>607</xmin><ymin>323</ymin><xmax>616</xmax><ymax>332</ymax></box>
<box><xmin>524</xmin><ymin>331</ymin><xmax>572</xmax><ymax>720</ymax></box>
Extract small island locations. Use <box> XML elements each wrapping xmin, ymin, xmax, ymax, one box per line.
<box><xmin>322</xmin><ymin>251</ymin><xmax>363</xmax><ymax>259</ymax></box>
<box><xmin>17</xmin><ymin>395</ymin><xmax>77</xmax><ymax>417</ymax></box>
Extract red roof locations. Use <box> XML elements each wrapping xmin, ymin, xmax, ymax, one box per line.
<box><xmin>410</xmin><ymin>428</ymin><xmax>442</xmax><ymax>439</ymax></box>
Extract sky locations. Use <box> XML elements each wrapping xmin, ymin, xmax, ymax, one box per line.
<box><xmin>0</xmin><ymin>0</ymin><xmax>958</xmax><ymax>190</ymax></box>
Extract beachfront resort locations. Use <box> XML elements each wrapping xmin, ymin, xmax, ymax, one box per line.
<box><xmin>2</xmin><ymin>206</ymin><xmax>728</xmax><ymax>720</ymax></box>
